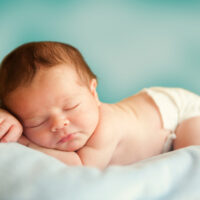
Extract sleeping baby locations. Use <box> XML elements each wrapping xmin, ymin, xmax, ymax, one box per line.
<box><xmin>0</xmin><ymin>41</ymin><xmax>200</xmax><ymax>169</ymax></box>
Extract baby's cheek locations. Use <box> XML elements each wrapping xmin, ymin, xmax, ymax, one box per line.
<box><xmin>81</xmin><ymin>112</ymin><xmax>99</xmax><ymax>131</ymax></box>
<box><xmin>24</xmin><ymin>129</ymin><xmax>48</xmax><ymax>146</ymax></box>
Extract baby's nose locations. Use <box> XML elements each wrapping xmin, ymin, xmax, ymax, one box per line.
<box><xmin>50</xmin><ymin>117</ymin><xmax>70</xmax><ymax>133</ymax></box>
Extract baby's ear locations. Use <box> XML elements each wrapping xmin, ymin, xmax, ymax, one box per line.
<box><xmin>89</xmin><ymin>79</ymin><xmax>100</xmax><ymax>106</ymax></box>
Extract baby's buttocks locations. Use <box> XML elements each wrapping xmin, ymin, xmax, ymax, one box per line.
<box><xmin>143</xmin><ymin>87</ymin><xmax>200</xmax><ymax>152</ymax></box>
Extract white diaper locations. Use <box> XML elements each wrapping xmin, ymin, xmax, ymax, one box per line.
<box><xmin>143</xmin><ymin>87</ymin><xmax>200</xmax><ymax>152</ymax></box>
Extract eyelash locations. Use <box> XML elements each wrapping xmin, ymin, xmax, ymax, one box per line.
<box><xmin>25</xmin><ymin>104</ymin><xmax>80</xmax><ymax>129</ymax></box>
<box><xmin>25</xmin><ymin>119</ymin><xmax>48</xmax><ymax>129</ymax></box>
<box><xmin>63</xmin><ymin>103</ymin><xmax>79</xmax><ymax>111</ymax></box>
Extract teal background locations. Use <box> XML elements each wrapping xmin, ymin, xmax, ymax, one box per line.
<box><xmin>0</xmin><ymin>0</ymin><xmax>200</xmax><ymax>103</ymax></box>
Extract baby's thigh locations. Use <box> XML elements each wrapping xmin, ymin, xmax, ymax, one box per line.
<box><xmin>174</xmin><ymin>116</ymin><xmax>200</xmax><ymax>149</ymax></box>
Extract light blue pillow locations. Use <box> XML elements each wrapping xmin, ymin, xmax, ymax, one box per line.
<box><xmin>0</xmin><ymin>143</ymin><xmax>200</xmax><ymax>200</ymax></box>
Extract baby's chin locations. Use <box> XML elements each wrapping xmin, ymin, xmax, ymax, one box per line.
<box><xmin>55</xmin><ymin>140</ymin><xmax>86</xmax><ymax>152</ymax></box>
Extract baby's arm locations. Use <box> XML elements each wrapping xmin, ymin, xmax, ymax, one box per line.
<box><xmin>174</xmin><ymin>116</ymin><xmax>200</xmax><ymax>149</ymax></box>
<box><xmin>0</xmin><ymin>108</ymin><xmax>23</xmax><ymax>143</ymax></box>
<box><xmin>32</xmin><ymin>146</ymin><xmax>82</xmax><ymax>166</ymax></box>
<box><xmin>77</xmin><ymin>130</ymin><xmax>118</xmax><ymax>169</ymax></box>
<box><xmin>18</xmin><ymin>135</ymin><xmax>82</xmax><ymax>165</ymax></box>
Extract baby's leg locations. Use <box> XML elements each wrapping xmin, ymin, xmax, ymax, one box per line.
<box><xmin>174</xmin><ymin>116</ymin><xmax>200</xmax><ymax>149</ymax></box>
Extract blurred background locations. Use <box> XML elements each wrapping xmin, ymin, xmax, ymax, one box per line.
<box><xmin>0</xmin><ymin>0</ymin><xmax>200</xmax><ymax>103</ymax></box>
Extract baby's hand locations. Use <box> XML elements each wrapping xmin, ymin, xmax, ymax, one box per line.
<box><xmin>0</xmin><ymin>108</ymin><xmax>23</xmax><ymax>143</ymax></box>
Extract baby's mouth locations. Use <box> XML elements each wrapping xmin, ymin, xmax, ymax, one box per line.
<box><xmin>57</xmin><ymin>133</ymin><xmax>76</xmax><ymax>144</ymax></box>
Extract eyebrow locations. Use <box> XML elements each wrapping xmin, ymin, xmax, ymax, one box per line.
<box><xmin>60</xmin><ymin>96</ymin><xmax>74</xmax><ymax>103</ymax></box>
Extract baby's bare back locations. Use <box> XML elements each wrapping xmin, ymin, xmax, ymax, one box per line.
<box><xmin>105</xmin><ymin>91</ymin><xmax>170</xmax><ymax>165</ymax></box>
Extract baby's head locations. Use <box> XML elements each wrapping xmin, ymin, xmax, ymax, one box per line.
<box><xmin>0</xmin><ymin>41</ymin><xmax>100</xmax><ymax>151</ymax></box>
<box><xmin>0</xmin><ymin>41</ymin><xmax>97</xmax><ymax>102</ymax></box>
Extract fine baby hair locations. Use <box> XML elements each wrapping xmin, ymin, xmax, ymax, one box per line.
<box><xmin>0</xmin><ymin>41</ymin><xmax>97</xmax><ymax>105</ymax></box>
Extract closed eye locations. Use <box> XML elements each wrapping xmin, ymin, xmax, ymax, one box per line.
<box><xmin>24</xmin><ymin>118</ymin><xmax>48</xmax><ymax>129</ymax></box>
<box><xmin>63</xmin><ymin>103</ymin><xmax>80</xmax><ymax>111</ymax></box>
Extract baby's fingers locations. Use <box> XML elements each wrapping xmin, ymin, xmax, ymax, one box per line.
<box><xmin>0</xmin><ymin>120</ymin><xmax>11</xmax><ymax>140</ymax></box>
<box><xmin>1</xmin><ymin>125</ymin><xmax>22</xmax><ymax>143</ymax></box>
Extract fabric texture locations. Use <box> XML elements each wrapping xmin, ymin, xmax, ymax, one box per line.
<box><xmin>0</xmin><ymin>143</ymin><xmax>200</xmax><ymax>200</ymax></box>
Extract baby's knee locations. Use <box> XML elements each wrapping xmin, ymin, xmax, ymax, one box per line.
<box><xmin>174</xmin><ymin>116</ymin><xmax>200</xmax><ymax>149</ymax></box>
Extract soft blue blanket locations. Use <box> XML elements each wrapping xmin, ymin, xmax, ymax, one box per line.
<box><xmin>0</xmin><ymin>143</ymin><xmax>200</xmax><ymax>200</ymax></box>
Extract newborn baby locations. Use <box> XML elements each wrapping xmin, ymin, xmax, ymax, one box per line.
<box><xmin>0</xmin><ymin>41</ymin><xmax>200</xmax><ymax>169</ymax></box>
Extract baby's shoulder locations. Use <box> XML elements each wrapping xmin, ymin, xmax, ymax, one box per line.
<box><xmin>86</xmin><ymin>103</ymin><xmax>121</xmax><ymax>147</ymax></box>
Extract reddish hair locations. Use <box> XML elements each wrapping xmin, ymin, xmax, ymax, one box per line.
<box><xmin>0</xmin><ymin>41</ymin><xmax>97</xmax><ymax>104</ymax></box>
